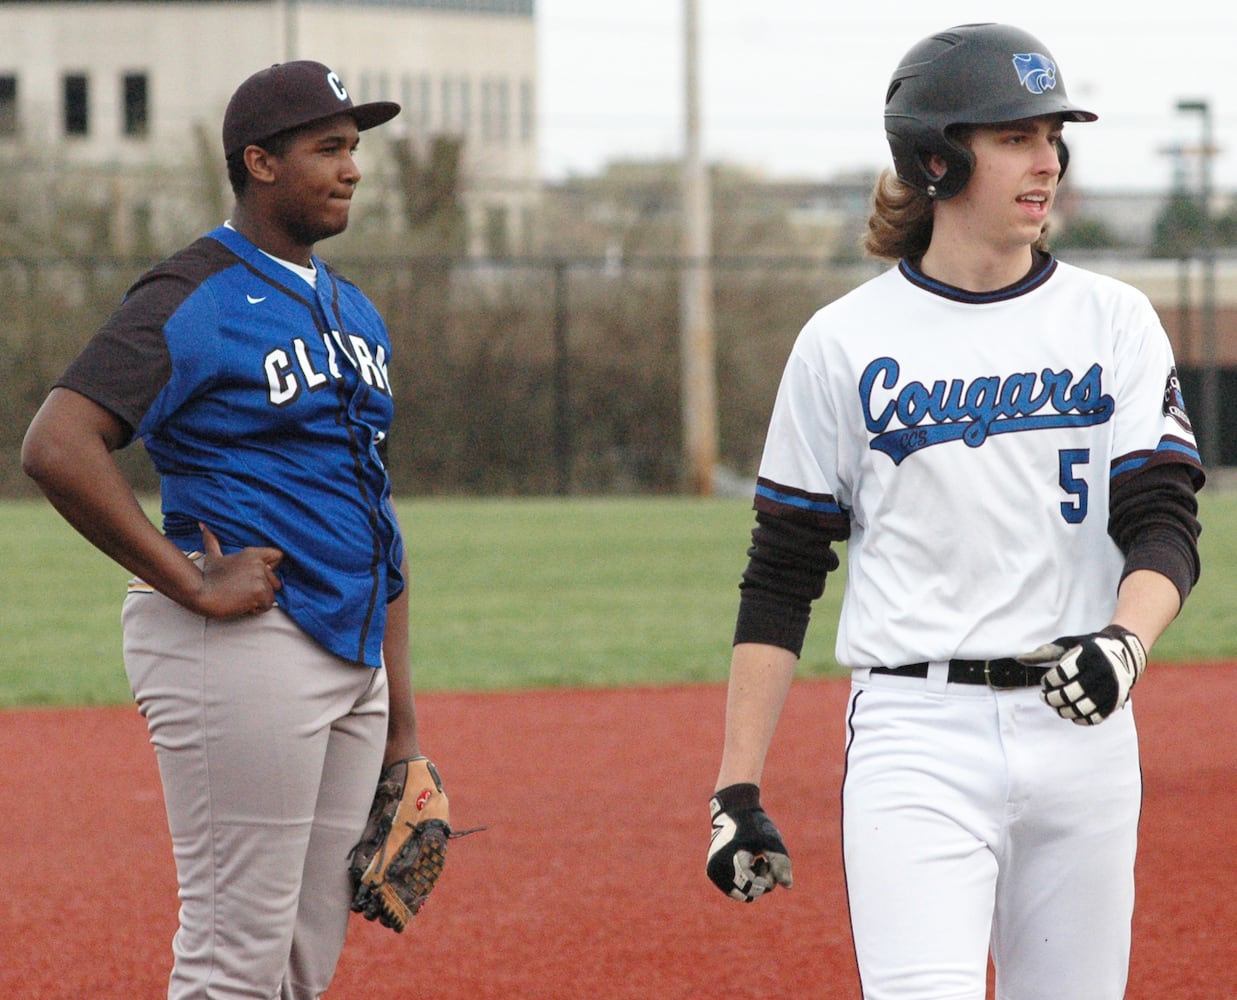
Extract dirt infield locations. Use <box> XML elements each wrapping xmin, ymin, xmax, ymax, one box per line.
<box><xmin>2</xmin><ymin>665</ymin><xmax>1233</xmax><ymax>999</ymax></box>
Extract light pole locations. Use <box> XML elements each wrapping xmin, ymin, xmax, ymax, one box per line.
<box><xmin>1175</xmin><ymin>99</ymin><xmax>1219</xmax><ymax>467</ymax></box>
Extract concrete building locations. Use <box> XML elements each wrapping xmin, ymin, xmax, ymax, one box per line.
<box><xmin>0</xmin><ymin>0</ymin><xmax>538</xmax><ymax>255</ymax></box>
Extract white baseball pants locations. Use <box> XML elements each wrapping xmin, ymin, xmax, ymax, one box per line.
<box><xmin>842</xmin><ymin>666</ymin><xmax>1141</xmax><ymax>1000</ymax></box>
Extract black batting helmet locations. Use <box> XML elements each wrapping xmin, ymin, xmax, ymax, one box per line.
<box><xmin>884</xmin><ymin>23</ymin><xmax>1097</xmax><ymax>199</ymax></box>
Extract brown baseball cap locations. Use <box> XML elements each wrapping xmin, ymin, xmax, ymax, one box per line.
<box><xmin>222</xmin><ymin>60</ymin><xmax>400</xmax><ymax>157</ymax></box>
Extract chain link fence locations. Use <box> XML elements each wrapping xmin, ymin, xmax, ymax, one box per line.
<box><xmin>4</xmin><ymin>252</ymin><xmax>878</xmax><ymax>496</ymax></box>
<box><xmin>8</xmin><ymin>250</ymin><xmax>1232</xmax><ymax>498</ymax></box>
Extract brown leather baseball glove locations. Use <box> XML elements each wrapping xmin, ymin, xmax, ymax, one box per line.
<box><xmin>348</xmin><ymin>756</ymin><xmax>452</xmax><ymax>932</ymax></box>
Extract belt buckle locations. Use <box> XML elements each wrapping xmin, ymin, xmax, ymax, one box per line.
<box><xmin>983</xmin><ymin>659</ymin><xmax>1018</xmax><ymax>690</ymax></box>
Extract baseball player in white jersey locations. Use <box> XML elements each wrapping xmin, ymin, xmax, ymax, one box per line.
<box><xmin>706</xmin><ymin>23</ymin><xmax>1204</xmax><ymax>1000</ymax></box>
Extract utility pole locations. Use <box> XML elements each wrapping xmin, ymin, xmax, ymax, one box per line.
<box><xmin>680</xmin><ymin>0</ymin><xmax>716</xmax><ymax>495</ymax></box>
<box><xmin>284</xmin><ymin>0</ymin><xmax>299</xmax><ymax>62</ymax></box>
<box><xmin>1176</xmin><ymin>99</ymin><xmax>1220</xmax><ymax>467</ymax></box>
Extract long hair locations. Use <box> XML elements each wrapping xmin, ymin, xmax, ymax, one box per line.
<box><xmin>863</xmin><ymin>170</ymin><xmax>935</xmax><ymax>262</ymax></box>
<box><xmin>863</xmin><ymin>152</ymin><xmax>1053</xmax><ymax>263</ymax></box>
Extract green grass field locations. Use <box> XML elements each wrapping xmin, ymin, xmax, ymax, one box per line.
<box><xmin>2</xmin><ymin>492</ymin><xmax>1234</xmax><ymax>708</ymax></box>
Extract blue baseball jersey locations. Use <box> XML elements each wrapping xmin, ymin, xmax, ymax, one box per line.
<box><xmin>58</xmin><ymin>224</ymin><xmax>403</xmax><ymax>667</ymax></box>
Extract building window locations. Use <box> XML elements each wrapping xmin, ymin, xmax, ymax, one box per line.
<box><xmin>131</xmin><ymin>202</ymin><xmax>153</xmax><ymax>251</ymax></box>
<box><xmin>63</xmin><ymin>73</ymin><xmax>89</xmax><ymax>136</ymax></box>
<box><xmin>484</xmin><ymin>204</ymin><xmax>509</xmax><ymax>258</ymax></box>
<box><xmin>482</xmin><ymin>79</ymin><xmax>504</xmax><ymax>142</ymax></box>
<box><xmin>440</xmin><ymin>77</ymin><xmax>471</xmax><ymax>135</ymax></box>
<box><xmin>401</xmin><ymin>73</ymin><xmax>433</xmax><ymax>133</ymax></box>
<box><xmin>0</xmin><ymin>76</ymin><xmax>16</xmax><ymax>136</ymax></box>
<box><xmin>400</xmin><ymin>73</ymin><xmax>414</xmax><ymax>126</ymax></box>
<box><xmin>519</xmin><ymin>78</ymin><xmax>533</xmax><ymax>144</ymax></box>
<box><xmin>441</xmin><ymin>78</ymin><xmax>454</xmax><ymax>134</ymax></box>
<box><xmin>123</xmin><ymin>72</ymin><xmax>148</xmax><ymax>137</ymax></box>
<box><xmin>421</xmin><ymin>76</ymin><xmax>432</xmax><ymax>130</ymax></box>
<box><xmin>494</xmin><ymin>79</ymin><xmax>509</xmax><ymax>141</ymax></box>
<box><xmin>459</xmin><ymin>78</ymin><xmax>471</xmax><ymax>136</ymax></box>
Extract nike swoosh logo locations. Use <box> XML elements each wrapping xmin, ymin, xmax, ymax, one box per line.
<box><xmin>247</xmin><ymin>294</ymin><xmax>267</xmax><ymax>304</ymax></box>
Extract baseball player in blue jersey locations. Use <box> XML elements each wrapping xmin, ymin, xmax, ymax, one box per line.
<box><xmin>23</xmin><ymin>62</ymin><xmax>440</xmax><ymax>998</ymax></box>
<box><xmin>705</xmin><ymin>24</ymin><xmax>1204</xmax><ymax>1000</ymax></box>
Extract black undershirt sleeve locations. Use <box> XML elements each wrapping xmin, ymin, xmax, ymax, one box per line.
<box><xmin>733</xmin><ymin>462</ymin><xmax>1202</xmax><ymax>657</ymax></box>
<box><xmin>1108</xmin><ymin>462</ymin><xmax>1202</xmax><ymax>606</ymax></box>
<box><xmin>733</xmin><ymin>512</ymin><xmax>845</xmax><ymax>656</ymax></box>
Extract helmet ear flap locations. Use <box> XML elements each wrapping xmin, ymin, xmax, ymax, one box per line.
<box><xmin>887</xmin><ymin>118</ymin><xmax>974</xmax><ymax>199</ymax></box>
<box><xmin>923</xmin><ymin>146</ymin><xmax>973</xmax><ymax>200</ymax></box>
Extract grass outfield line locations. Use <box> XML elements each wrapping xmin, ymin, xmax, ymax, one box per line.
<box><xmin>2</xmin><ymin>492</ymin><xmax>1234</xmax><ymax>708</ymax></box>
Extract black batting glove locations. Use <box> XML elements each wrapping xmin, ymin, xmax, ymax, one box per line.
<box><xmin>707</xmin><ymin>783</ymin><xmax>792</xmax><ymax>902</ymax></box>
<box><xmin>1018</xmin><ymin>624</ymin><xmax>1147</xmax><ymax>725</ymax></box>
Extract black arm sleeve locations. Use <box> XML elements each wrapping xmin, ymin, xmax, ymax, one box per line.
<box><xmin>1108</xmin><ymin>462</ymin><xmax>1202</xmax><ymax>606</ymax></box>
<box><xmin>732</xmin><ymin>511</ymin><xmax>845</xmax><ymax>657</ymax></box>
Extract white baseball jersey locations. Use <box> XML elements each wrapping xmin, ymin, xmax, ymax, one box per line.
<box><xmin>755</xmin><ymin>256</ymin><xmax>1201</xmax><ymax>668</ymax></box>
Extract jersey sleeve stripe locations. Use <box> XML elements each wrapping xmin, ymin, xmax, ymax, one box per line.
<box><xmin>754</xmin><ymin>477</ymin><xmax>850</xmax><ymax>530</ymax></box>
<box><xmin>1110</xmin><ymin>437</ymin><xmax>1205</xmax><ymax>487</ymax></box>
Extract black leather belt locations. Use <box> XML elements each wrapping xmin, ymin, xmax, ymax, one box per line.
<box><xmin>870</xmin><ymin>658</ymin><xmax>1048</xmax><ymax>689</ymax></box>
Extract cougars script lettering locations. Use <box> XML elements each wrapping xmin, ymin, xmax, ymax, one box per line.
<box><xmin>859</xmin><ymin>357</ymin><xmax>1114</xmax><ymax>464</ymax></box>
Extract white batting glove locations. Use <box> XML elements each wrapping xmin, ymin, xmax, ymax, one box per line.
<box><xmin>1019</xmin><ymin>625</ymin><xmax>1147</xmax><ymax>725</ymax></box>
<box><xmin>707</xmin><ymin>783</ymin><xmax>793</xmax><ymax>902</ymax></box>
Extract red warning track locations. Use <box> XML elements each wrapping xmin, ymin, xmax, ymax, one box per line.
<box><xmin>1</xmin><ymin>665</ymin><xmax>1233</xmax><ymax>999</ymax></box>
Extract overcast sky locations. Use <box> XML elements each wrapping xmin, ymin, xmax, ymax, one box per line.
<box><xmin>536</xmin><ymin>1</ymin><xmax>1237</xmax><ymax>193</ymax></box>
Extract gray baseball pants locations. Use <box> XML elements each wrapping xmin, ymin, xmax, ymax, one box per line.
<box><xmin>123</xmin><ymin>587</ymin><xmax>388</xmax><ymax>999</ymax></box>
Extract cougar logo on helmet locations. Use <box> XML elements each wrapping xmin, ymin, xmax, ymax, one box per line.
<box><xmin>1012</xmin><ymin>53</ymin><xmax>1058</xmax><ymax>95</ymax></box>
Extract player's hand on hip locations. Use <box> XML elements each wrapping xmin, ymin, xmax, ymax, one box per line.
<box><xmin>1018</xmin><ymin>625</ymin><xmax>1147</xmax><ymax>725</ymax></box>
<box><xmin>707</xmin><ymin>783</ymin><xmax>792</xmax><ymax>902</ymax></box>
<box><xmin>194</xmin><ymin>522</ymin><xmax>284</xmax><ymax>619</ymax></box>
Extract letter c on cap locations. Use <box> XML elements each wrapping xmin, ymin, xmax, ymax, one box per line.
<box><xmin>327</xmin><ymin>71</ymin><xmax>348</xmax><ymax>102</ymax></box>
